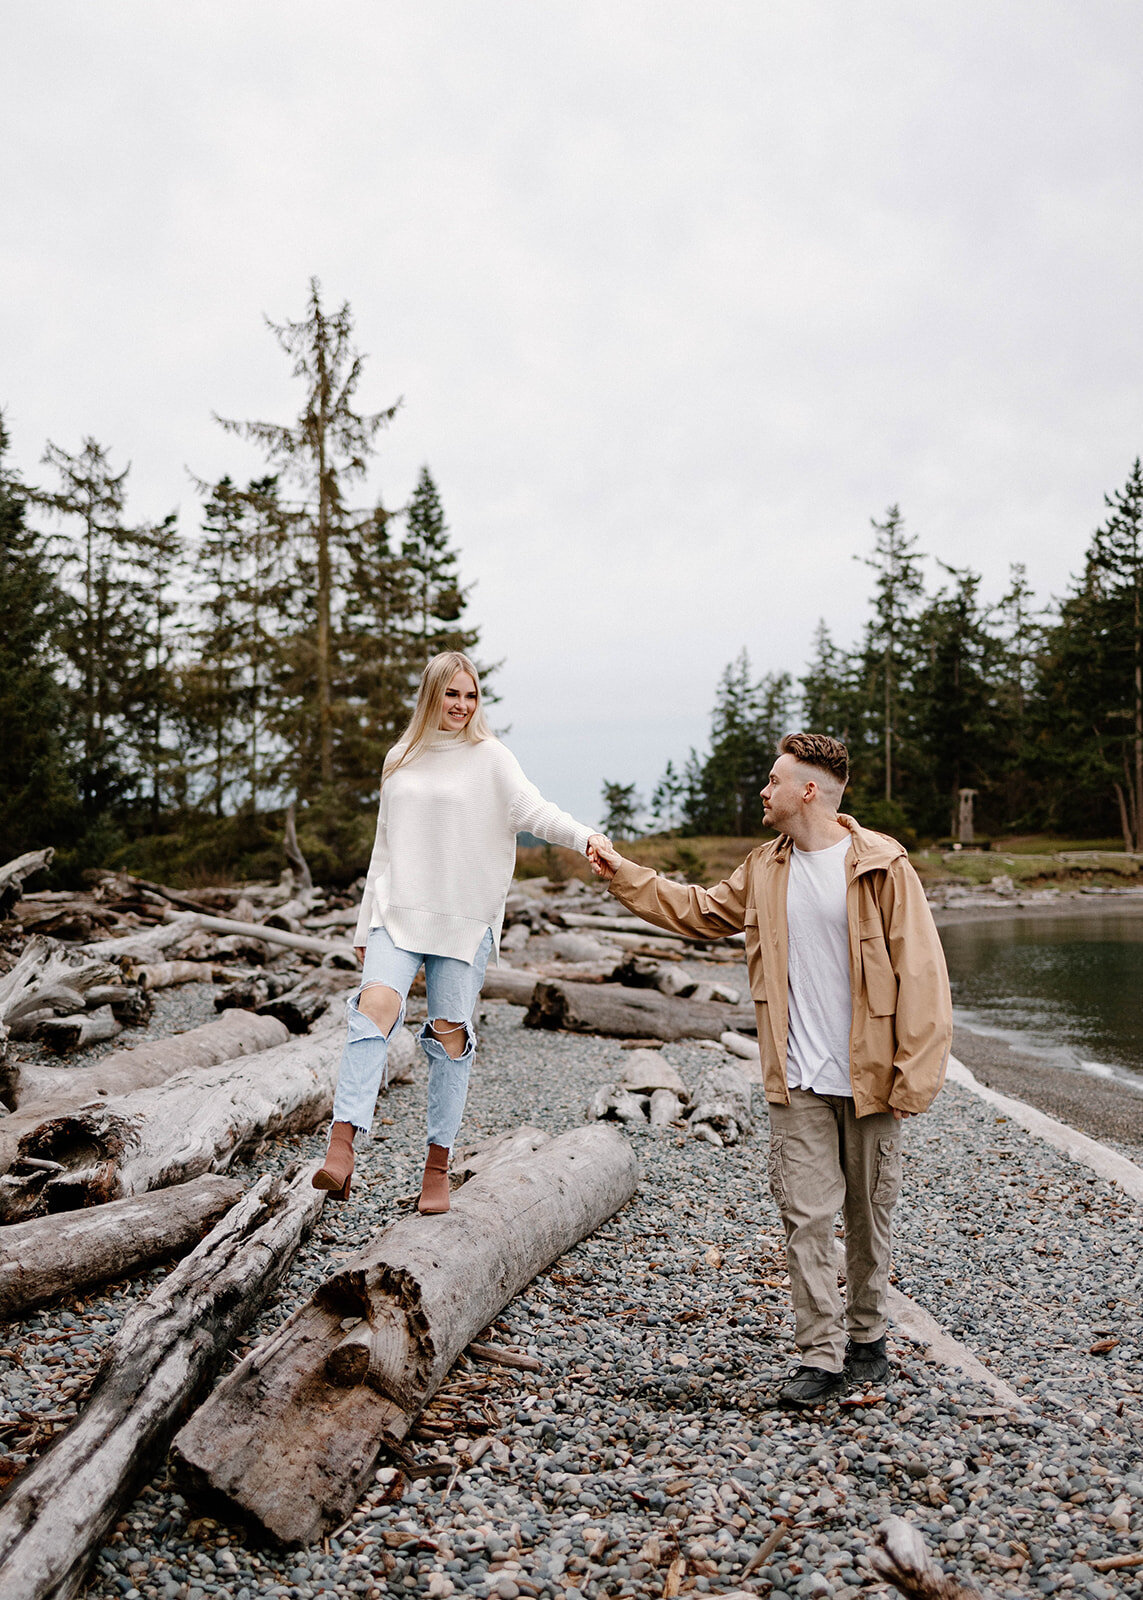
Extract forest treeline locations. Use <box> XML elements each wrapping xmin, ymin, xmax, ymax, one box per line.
<box><xmin>604</xmin><ymin>478</ymin><xmax>1143</xmax><ymax>854</ymax></box>
<box><xmin>0</xmin><ymin>279</ymin><xmax>481</xmax><ymax>883</ymax></box>
<box><xmin>3</xmin><ymin>276</ymin><xmax>1142</xmax><ymax>879</ymax></box>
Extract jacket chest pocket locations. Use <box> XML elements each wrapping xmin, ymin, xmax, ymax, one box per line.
<box><xmin>859</xmin><ymin>916</ymin><xmax>897</xmax><ymax>1016</ymax></box>
<box><xmin>743</xmin><ymin>907</ymin><xmax>765</xmax><ymax>990</ymax></box>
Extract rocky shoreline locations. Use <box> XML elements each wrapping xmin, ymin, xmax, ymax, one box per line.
<box><xmin>2</xmin><ymin>877</ymin><xmax>1142</xmax><ymax>1600</ymax></box>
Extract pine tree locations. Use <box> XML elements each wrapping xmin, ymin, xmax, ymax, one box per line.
<box><xmin>855</xmin><ymin>505</ymin><xmax>926</xmax><ymax>807</ymax></box>
<box><xmin>1039</xmin><ymin>461</ymin><xmax>1143</xmax><ymax>848</ymax></box>
<box><xmin>800</xmin><ymin>620</ymin><xmax>856</xmax><ymax>741</ymax></box>
<box><xmin>600</xmin><ymin>781</ymin><xmax>642</xmax><ymax>840</ymax></box>
<box><xmin>216</xmin><ymin>277</ymin><xmax>400</xmax><ymax>792</ymax></box>
<box><xmin>650</xmin><ymin>758</ymin><xmax>684</xmax><ymax>833</ymax></box>
<box><xmin>124</xmin><ymin>511</ymin><xmax>184</xmax><ymax>822</ymax></box>
<box><xmin>41</xmin><ymin>436</ymin><xmax>135</xmax><ymax>815</ymax></box>
<box><xmin>909</xmin><ymin>562</ymin><xmax>997</xmax><ymax>835</ymax></box>
<box><xmin>0</xmin><ymin>417</ymin><xmax>77</xmax><ymax>851</ymax></box>
<box><xmin>691</xmin><ymin>651</ymin><xmax>793</xmax><ymax>834</ymax></box>
<box><xmin>335</xmin><ymin>500</ymin><xmax>420</xmax><ymax>801</ymax></box>
<box><xmin>402</xmin><ymin>467</ymin><xmax>479</xmax><ymax>658</ymax></box>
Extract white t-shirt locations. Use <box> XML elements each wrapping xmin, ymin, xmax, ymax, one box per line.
<box><xmin>785</xmin><ymin>835</ymin><xmax>853</xmax><ymax>1097</ymax></box>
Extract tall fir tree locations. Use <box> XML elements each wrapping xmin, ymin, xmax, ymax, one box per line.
<box><xmin>41</xmin><ymin>436</ymin><xmax>136</xmax><ymax>815</ymax></box>
<box><xmin>402</xmin><ymin>466</ymin><xmax>479</xmax><ymax>658</ymax></box>
<box><xmin>855</xmin><ymin>505</ymin><xmax>926</xmax><ymax>809</ymax></box>
<box><xmin>335</xmin><ymin>501</ymin><xmax>420</xmax><ymax>802</ymax></box>
<box><xmin>0</xmin><ymin>417</ymin><xmax>77</xmax><ymax>851</ymax></box>
<box><xmin>216</xmin><ymin>277</ymin><xmax>400</xmax><ymax>792</ymax></box>
<box><xmin>123</xmin><ymin>511</ymin><xmax>184</xmax><ymax>822</ymax></box>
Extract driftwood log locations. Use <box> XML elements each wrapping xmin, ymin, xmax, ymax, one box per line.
<box><xmin>257</xmin><ymin>969</ymin><xmax>353</xmax><ymax>1033</ymax></box>
<box><xmin>172</xmin><ymin>1122</ymin><xmax>639</xmax><ymax>1545</ymax></box>
<box><xmin>0</xmin><ymin>849</ymin><xmax>54</xmax><ymax>918</ymax></box>
<box><xmin>0</xmin><ymin>1011</ymin><xmax>290</xmax><ymax>1178</ymax></box>
<box><xmin>0</xmin><ymin>938</ymin><xmax>120</xmax><ymax>1032</ymax></box>
<box><xmin>0</xmin><ymin>1015</ymin><xmax>342</xmax><ymax>1223</ymax></box>
<box><xmin>524</xmin><ymin>979</ymin><xmax>756</xmax><ymax>1041</ymax></box>
<box><xmin>480</xmin><ymin>968</ymin><xmax>540</xmax><ymax>1005</ymax></box>
<box><xmin>871</xmin><ymin>1516</ymin><xmax>983</xmax><ymax>1600</ymax></box>
<box><xmin>0</xmin><ymin>1172</ymin><xmax>246</xmax><ymax>1320</ymax></box>
<box><xmin>0</xmin><ymin>1164</ymin><xmax>324</xmax><ymax>1600</ymax></box>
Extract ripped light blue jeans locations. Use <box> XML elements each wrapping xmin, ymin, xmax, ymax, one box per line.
<box><xmin>331</xmin><ymin>924</ymin><xmax>494</xmax><ymax>1150</ymax></box>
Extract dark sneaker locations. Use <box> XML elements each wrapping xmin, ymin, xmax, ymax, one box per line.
<box><xmin>844</xmin><ymin>1335</ymin><xmax>889</xmax><ymax>1386</ymax></box>
<box><xmin>778</xmin><ymin>1365</ymin><xmax>846</xmax><ymax>1408</ymax></box>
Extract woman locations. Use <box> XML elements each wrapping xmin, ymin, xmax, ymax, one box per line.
<box><xmin>314</xmin><ymin>651</ymin><xmax>608</xmax><ymax>1211</ymax></box>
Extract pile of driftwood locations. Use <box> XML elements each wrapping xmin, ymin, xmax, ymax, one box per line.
<box><xmin>587</xmin><ymin>1048</ymin><xmax>756</xmax><ymax>1146</ymax></box>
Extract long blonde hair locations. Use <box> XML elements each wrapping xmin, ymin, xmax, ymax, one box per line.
<box><xmin>383</xmin><ymin>652</ymin><xmax>492</xmax><ymax>784</ymax></box>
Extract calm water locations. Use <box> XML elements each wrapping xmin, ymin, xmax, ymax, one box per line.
<box><xmin>938</xmin><ymin>911</ymin><xmax>1143</xmax><ymax>1083</ymax></box>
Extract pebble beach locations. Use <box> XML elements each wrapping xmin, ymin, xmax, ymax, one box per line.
<box><xmin>2</xmin><ymin>970</ymin><xmax>1142</xmax><ymax>1600</ymax></box>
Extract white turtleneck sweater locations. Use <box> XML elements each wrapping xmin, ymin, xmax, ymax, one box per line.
<box><xmin>352</xmin><ymin>731</ymin><xmax>595</xmax><ymax>962</ymax></box>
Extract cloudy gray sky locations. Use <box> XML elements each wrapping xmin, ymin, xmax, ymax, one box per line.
<box><xmin>3</xmin><ymin>2</ymin><xmax>1142</xmax><ymax>828</ymax></box>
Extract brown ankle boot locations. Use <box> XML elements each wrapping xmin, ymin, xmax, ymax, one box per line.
<box><xmin>313</xmin><ymin>1121</ymin><xmax>355</xmax><ymax>1199</ymax></box>
<box><xmin>418</xmin><ymin>1143</ymin><xmax>451</xmax><ymax>1214</ymax></box>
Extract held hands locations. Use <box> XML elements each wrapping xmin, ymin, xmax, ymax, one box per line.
<box><xmin>586</xmin><ymin>833</ymin><xmax>621</xmax><ymax>880</ymax></box>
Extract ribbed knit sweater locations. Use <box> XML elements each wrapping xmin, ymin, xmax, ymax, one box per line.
<box><xmin>352</xmin><ymin>731</ymin><xmax>595</xmax><ymax>961</ymax></box>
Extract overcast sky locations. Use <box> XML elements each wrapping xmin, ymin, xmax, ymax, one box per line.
<box><xmin>3</xmin><ymin>2</ymin><xmax>1142</xmax><ymax>829</ymax></box>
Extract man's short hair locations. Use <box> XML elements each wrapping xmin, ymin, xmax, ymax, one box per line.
<box><xmin>778</xmin><ymin>731</ymin><xmax>849</xmax><ymax>790</ymax></box>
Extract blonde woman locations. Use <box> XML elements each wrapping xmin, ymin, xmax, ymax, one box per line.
<box><xmin>314</xmin><ymin>651</ymin><xmax>608</xmax><ymax>1212</ymax></box>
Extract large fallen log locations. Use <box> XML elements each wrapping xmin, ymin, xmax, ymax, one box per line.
<box><xmin>0</xmin><ymin>1015</ymin><xmax>342</xmax><ymax>1223</ymax></box>
<box><xmin>172</xmin><ymin>1122</ymin><xmax>639</xmax><ymax>1545</ymax></box>
<box><xmin>191</xmin><ymin>913</ymin><xmax>353</xmax><ymax>959</ymax></box>
<box><xmin>0</xmin><ymin>1172</ymin><xmax>246</xmax><ymax>1321</ymax></box>
<box><xmin>524</xmin><ymin>978</ymin><xmax>756</xmax><ymax>1041</ymax></box>
<box><xmin>556</xmin><ymin>910</ymin><xmax>744</xmax><ymax>946</ymax></box>
<box><xmin>0</xmin><ymin>849</ymin><xmax>54</xmax><ymax>919</ymax></box>
<box><xmin>0</xmin><ymin>1163</ymin><xmax>324</xmax><ymax>1600</ymax></box>
<box><xmin>0</xmin><ymin>1008</ymin><xmax>289</xmax><ymax>1115</ymax></box>
<box><xmin>480</xmin><ymin>968</ymin><xmax>540</xmax><ymax>1005</ymax></box>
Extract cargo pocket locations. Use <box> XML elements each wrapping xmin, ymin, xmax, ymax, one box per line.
<box><xmin>871</xmin><ymin>1134</ymin><xmax>902</xmax><ymax>1206</ymax></box>
<box><xmin>767</xmin><ymin>1134</ymin><xmax>789</xmax><ymax>1210</ymax></box>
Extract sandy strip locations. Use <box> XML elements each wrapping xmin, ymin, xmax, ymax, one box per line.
<box><xmin>947</xmin><ymin>1055</ymin><xmax>1143</xmax><ymax>1203</ymax></box>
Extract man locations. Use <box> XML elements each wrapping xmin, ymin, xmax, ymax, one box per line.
<box><xmin>589</xmin><ymin>732</ymin><xmax>951</xmax><ymax>1408</ymax></box>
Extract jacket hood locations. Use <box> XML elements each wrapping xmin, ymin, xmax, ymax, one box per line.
<box><xmin>771</xmin><ymin>814</ymin><xmax>908</xmax><ymax>874</ymax></box>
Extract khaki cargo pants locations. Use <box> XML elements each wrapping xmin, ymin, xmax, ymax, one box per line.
<box><xmin>767</xmin><ymin>1088</ymin><xmax>902</xmax><ymax>1372</ymax></box>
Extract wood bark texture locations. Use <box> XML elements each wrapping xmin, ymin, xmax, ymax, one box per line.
<box><xmin>0</xmin><ymin>1172</ymin><xmax>245</xmax><ymax>1320</ymax></box>
<box><xmin>0</xmin><ymin>1015</ymin><xmax>342</xmax><ymax>1223</ymax></box>
<box><xmin>171</xmin><ymin>1122</ymin><xmax>639</xmax><ymax>1546</ymax></box>
<box><xmin>524</xmin><ymin>979</ymin><xmax>756</xmax><ymax>1041</ymax></box>
<box><xmin>0</xmin><ymin>1164</ymin><xmax>324</xmax><ymax>1600</ymax></box>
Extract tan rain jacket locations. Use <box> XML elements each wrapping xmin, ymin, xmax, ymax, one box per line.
<box><xmin>607</xmin><ymin>814</ymin><xmax>952</xmax><ymax>1117</ymax></box>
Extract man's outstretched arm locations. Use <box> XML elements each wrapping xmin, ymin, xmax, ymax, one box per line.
<box><xmin>589</xmin><ymin>839</ymin><xmax>749</xmax><ymax>941</ymax></box>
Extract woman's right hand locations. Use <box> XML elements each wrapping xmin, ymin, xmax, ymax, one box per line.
<box><xmin>354</xmin><ymin>946</ymin><xmax>366</xmax><ymax>966</ymax></box>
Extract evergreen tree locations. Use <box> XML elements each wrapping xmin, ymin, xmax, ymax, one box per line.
<box><xmin>909</xmin><ymin>563</ymin><xmax>997</xmax><ymax>835</ymax></box>
<box><xmin>402</xmin><ymin>466</ymin><xmax>479</xmax><ymax>658</ymax></box>
<box><xmin>690</xmin><ymin>651</ymin><xmax>793</xmax><ymax>834</ymax></box>
<box><xmin>650</xmin><ymin>758</ymin><xmax>684</xmax><ymax>833</ymax></box>
<box><xmin>600</xmin><ymin>780</ymin><xmax>642</xmax><ymax>839</ymax></box>
<box><xmin>335</xmin><ymin>500</ymin><xmax>420</xmax><ymax>802</ymax></box>
<box><xmin>1036</xmin><ymin>461</ymin><xmax>1143</xmax><ymax>848</ymax></box>
<box><xmin>41</xmin><ymin>436</ymin><xmax>135</xmax><ymax>814</ymax></box>
<box><xmin>216</xmin><ymin>277</ymin><xmax>400</xmax><ymax>791</ymax></box>
<box><xmin>0</xmin><ymin>417</ymin><xmax>77</xmax><ymax>850</ymax></box>
<box><xmin>854</xmin><ymin>505</ymin><xmax>926</xmax><ymax>807</ymax></box>
<box><xmin>123</xmin><ymin>511</ymin><xmax>184</xmax><ymax>822</ymax></box>
<box><xmin>800</xmin><ymin>620</ymin><xmax>856</xmax><ymax>741</ymax></box>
